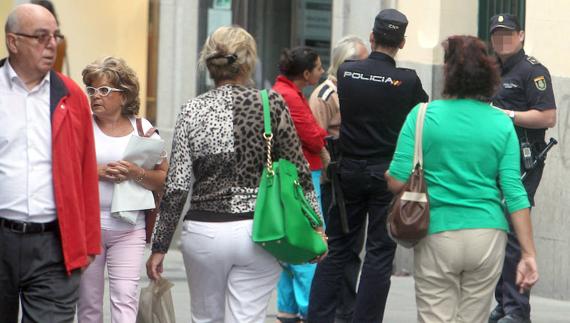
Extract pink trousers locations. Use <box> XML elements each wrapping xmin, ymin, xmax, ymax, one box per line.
<box><xmin>77</xmin><ymin>229</ymin><xmax>146</xmax><ymax>323</ymax></box>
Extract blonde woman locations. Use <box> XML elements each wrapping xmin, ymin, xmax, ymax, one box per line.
<box><xmin>146</xmin><ymin>26</ymin><xmax>325</xmax><ymax>322</ymax></box>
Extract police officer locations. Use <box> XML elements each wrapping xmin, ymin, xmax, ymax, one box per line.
<box><xmin>308</xmin><ymin>9</ymin><xmax>428</xmax><ymax>323</ymax></box>
<box><xmin>488</xmin><ymin>14</ymin><xmax>557</xmax><ymax>323</ymax></box>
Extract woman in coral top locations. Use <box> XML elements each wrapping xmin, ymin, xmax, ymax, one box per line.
<box><xmin>272</xmin><ymin>46</ymin><xmax>326</xmax><ymax>323</ymax></box>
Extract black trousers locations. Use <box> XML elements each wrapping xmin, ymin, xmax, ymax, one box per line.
<box><xmin>494</xmin><ymin>163</ymin><xmax>544</xmax><ymax>318</ymax></box>
<box><xmin>320</xmin><ymin>182</ymin><xmax>366</xmax><ymax>321</ymax></box>
<box><xmin>0</xmin><ymin>223</ymin><xmax>81</xmax><ymax>323</ymax></box>
<box><xmin>309</xmin><ymin>159</ymin><xmax>396</xmax><ymax>323</ymax></box>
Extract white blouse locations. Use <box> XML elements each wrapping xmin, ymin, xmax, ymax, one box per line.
<box><xmin>93</xmin><ymin>116</ymin><xmax>160</xmax><ymax>231</ymax></box>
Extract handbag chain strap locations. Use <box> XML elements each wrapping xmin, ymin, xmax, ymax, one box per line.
<box><xmin>260</xmin><ymin>90</ymin><xmax>274</xmax><ymax>176</ymax></box>
<box><xmin>413</xmin><ymin>102</ymin><xmax>428</xmax><ymax>170</ymax></box>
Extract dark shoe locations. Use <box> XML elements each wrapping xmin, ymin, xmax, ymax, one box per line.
<box><xmin>497</xmin><ymin>314</ymin><xmax>531</xmax><ymax>323</ymax></box>
<box><xmin>276</xmin><ymin>317</ymin><xmax>301</xmax><ymax>323</ymax></box>
<box><xmin>489</xmin><ymin>306</ymin><xmax>504</xmax><ymax>323</ymax></box>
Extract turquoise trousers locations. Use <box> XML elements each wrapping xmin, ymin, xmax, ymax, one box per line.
<box><xmin>277</xmin><ymin>170</ymin><xmax>322</xmax><ymax>318</ymax></box>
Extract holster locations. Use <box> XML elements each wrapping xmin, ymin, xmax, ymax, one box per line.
<box><xmin>325</xmin><ymin>136</ymin><xmax>349</xmax><ymax>234</ymax></box>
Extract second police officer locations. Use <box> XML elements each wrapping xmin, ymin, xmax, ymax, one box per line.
<box><xmin>308</xmin><ymin>9</ymin><xmax>428</xmax><ymax>323</ymax></box>
<box><xmin>488</xmin><ymin>14</ymin><xmax>557</xmax><ymax>323</ymax></box>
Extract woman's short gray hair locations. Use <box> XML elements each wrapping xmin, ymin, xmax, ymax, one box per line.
<box><xmin>327</xmin><ymin>35</ymin><xmax>367</xmax><ymax>78</ymax></box>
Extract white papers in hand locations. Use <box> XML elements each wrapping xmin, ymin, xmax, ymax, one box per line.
<box><xmin>111</xmin><ymin>135</ymin><xmax>166</xmax><ymax>224</ymax></box>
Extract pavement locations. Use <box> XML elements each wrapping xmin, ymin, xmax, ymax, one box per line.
<box><xmin>99</xmin><ymin>248</ymin><xmax>570</xmax><ymax>323</ymax></box>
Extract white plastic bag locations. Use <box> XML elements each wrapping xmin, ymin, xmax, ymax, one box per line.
<box><xmin>136</xmin><ymin>279</ymin><xmax>176</xmax><ymax>323</ymax></box>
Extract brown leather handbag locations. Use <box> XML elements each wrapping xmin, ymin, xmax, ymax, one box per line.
<box><xmin>136</xmin><ymin>118</ymin><xmax>162</xmax><ymax>243</ymax></box>
<box><xmin>387</xmin><ymin>103</ymin><xmax>430</xmax><ymax>248</ymax></box>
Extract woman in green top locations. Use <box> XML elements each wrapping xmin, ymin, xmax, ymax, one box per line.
<box><xmin>385</xmin><ymin>35</ymin><xmax>538</xmax><ymax>323</ymax></box>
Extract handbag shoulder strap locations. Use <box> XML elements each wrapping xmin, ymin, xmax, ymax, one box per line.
<box><xmin>260</xmin><ymin>89</ymin><xmax>275</xmax><ymax>174</ymax></box>
<box><xmin>136</xmin><ymin>117</ymin><xmax>158</xmax><ymax>138</ymax></box>
<box><xmin>260</xmin><ymin>89</ymin><xmax>271</xmax><ymax>136</ymax></box>
<box><xmin>413</xmin><ymin>102</ymin><xmax>428</xmax><ymax>169</ymax></box>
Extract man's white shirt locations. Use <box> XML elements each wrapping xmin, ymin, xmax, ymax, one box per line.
<box><xmin>0</xmin><ymin>60</ymin><xmax>56</xmax><ymax>223</ymax></box>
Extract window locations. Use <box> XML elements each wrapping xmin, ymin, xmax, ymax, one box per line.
<box><xmin>478</xmin><ymin>0</ymin><xmax>526</xmax><ymax>42</ymax></box>
<box><xmin>197</xmin><ymin>0</ymin><xmax>331</xmax><ymax>93</ymax></box>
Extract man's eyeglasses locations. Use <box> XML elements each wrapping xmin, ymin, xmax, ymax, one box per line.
<box><xmin>86</xmin><ymin>86</ymin><xmax>124</xmax><ymax>97</ymax></box>
<box><xmin>13</xmin><ymin>32</ymin><xmax>65</xmax><ymax>45</ymax></box>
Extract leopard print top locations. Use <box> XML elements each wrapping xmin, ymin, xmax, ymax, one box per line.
<box><xmin>152</xmin><ymin>84</ymin><xmax>319</xmax><ymax>253</ymax></box>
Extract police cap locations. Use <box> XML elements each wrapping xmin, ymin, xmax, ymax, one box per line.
<box><xmin>489</xmin><ymin>14</ymin><xmax>521</xmax><ymax>34</ymax></box>
<box><xmin>373</xmin><ymin>9</ymin><xmax>408</xmax><ymax>38</ymax></box>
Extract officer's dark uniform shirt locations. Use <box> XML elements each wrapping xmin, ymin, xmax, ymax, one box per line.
<box><xmin>492</xmin><ymin>49</ymin><xmax>556</xmax><ymax>145</ymax></box>
<box><xmin>338</xmin><ymin>51</ymin><xmax>428</xmax><ymax>160</ymax></box>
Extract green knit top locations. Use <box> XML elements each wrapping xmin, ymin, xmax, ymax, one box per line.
<box><xmin>389</xmin><ymin>99</ymin><xmax>530</xmax><ymax>235</ymax></box>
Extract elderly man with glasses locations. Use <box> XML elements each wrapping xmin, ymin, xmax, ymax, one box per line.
<box><xmin>0</xmin><ymin>4</ymin><xmax>100</xmax><ymax>322</ymax></box>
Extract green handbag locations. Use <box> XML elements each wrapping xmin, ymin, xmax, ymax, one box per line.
<box><xmin>252</xmin><ymin>89</ymin><xmax>327</xmax><ymax>264</ymax></box>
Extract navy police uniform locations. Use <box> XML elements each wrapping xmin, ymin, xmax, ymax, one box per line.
<box><xmin>490</xmin><ymin>14</ymin><xmax>557</xmax><ymax>322</ymax></box>
<box><xmin>308</xmin><ymin>9</ymin><xmax>428</xmax><ymax>323</ymax></box>
<box><xmin>338</xmin><ymin>53</ymin><xmax>428</xmax><ymax>160</ymax></box>
<box><xmin>492</xmin><ymin>49</ymin><xmax>556</xmax><ymax>203</ymax></box>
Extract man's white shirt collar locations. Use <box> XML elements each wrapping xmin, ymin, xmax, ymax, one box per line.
<box><xmin>4</xmin><ymin>59</ymin><xmax>50</xmax><ymax>92</ymax></box>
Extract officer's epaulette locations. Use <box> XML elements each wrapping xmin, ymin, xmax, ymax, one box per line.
<box><xmin>318</xmin><ymin>84</ymin><xmax>334</xmax><ymax>101</ymax></box>
<box><xmin>526</xmin><ymin>56</ymin><xmax>540</xmax><ymax>65</ymax></box>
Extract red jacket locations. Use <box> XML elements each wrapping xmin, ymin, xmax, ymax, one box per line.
<box><xmin>273</xmin><ymin>75</ymin><xmax>327</xmax><ymax>170</ymax></box>
<box><xmin>50</xmin><ymin>71</ymin><xmax>101</xmax><ymax>273</ymax></box>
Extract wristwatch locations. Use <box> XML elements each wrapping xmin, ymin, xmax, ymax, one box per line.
<box><xmin>508</xmin><ymin>110</ymin><xmax>515</xmax><ymax>122</ymax></box>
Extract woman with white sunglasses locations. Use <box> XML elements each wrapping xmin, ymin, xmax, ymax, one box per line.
<box><xmin>77</xmin><ymin>56</ymin><xmax>168</xmax><ymax>323</ymax></box>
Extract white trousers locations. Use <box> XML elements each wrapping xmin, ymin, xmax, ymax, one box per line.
<box><xmin>180</xmin><ymin>220</ymin><xmax>281</xmax><ymax>323</ymax></box>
